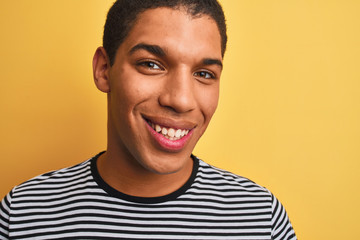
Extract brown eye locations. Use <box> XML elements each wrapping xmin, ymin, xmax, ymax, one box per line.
<box><xmin>194</xmin><ymin>71</ymin><xmax>215</xmax><ymax>79</ymax></box>
<box><xmin>139</xmin><ymin>61</ymin><xmax>163</xmax><ymax>70</ymax></box>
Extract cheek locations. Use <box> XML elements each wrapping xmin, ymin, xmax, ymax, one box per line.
<box><xmin>197</xmin><ymin>84</ymin><xmax>220</xmax><ymax>121</ymax></box>
<box><xmin>110</xmin><ymin>72</ymin><xmax>150</xmax><ymax>109</ymax></box>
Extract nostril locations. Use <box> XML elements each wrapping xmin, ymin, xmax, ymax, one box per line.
<box><xmin>158</xmin><ymin>89</ymin><xmax>196</xmax><ymax>113</ymax></box>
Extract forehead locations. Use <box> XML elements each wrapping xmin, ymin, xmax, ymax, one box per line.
<box><xmin>118</xmin><ymin>7</ymin><xmax>222</xmax><ymax>60</ymax></box>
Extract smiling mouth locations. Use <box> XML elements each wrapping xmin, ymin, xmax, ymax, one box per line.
<box><xmin>145</xmin><ymin>120</ymin><xmax>190</xmax><ymax>141</ymax></box>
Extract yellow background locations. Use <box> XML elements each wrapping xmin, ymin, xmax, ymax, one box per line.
<box><xmin>1</xmin><ymin>1</ymin><xmax>359</xmax><ymax>239</ymax></box>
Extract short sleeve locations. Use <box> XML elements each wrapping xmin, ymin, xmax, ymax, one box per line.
<box><xmin>271</xmin><ymin>193</ymin><xmax>297</xmax><ymax>240</ymax></box>
<box><xmin>0</xmin><ymin>190</ymin><xmax>12</xmax><ymax>240</ymax></box>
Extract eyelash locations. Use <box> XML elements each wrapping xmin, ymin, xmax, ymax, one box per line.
<box><xmin>137</xmin><ymin>60</ymin><xmax>164</xmax><ymax>70</ymax></box>
<box><xmin>194</xmin><ymin>71</ymin><xmax>216</xmax><ymax>80</ymax></box>
<box><xmin>136</xmin><ymin>60</ymin><xmax>216</xmax><ymax>80</ymax></box>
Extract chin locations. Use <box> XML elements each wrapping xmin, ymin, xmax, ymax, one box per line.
<box><xmin>140</xmin><ymin>153</ymin><xmax>191</xmax><ymax>175</ymax></box>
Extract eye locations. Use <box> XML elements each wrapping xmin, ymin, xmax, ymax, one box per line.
<box><xmin>194</xmin><ymin>71</ymin><xmax>215</xmax><ymax>79</ymax></box>
<box><xmin>137</xmin><ymin>61</ymin><xmax>164</xmax><ymax>70</ymax></box>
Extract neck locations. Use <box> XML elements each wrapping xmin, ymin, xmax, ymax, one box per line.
<box><xmin>96</xmin><ymin>150</ymin><xmax>194</xmax><ymax>198</ymax></box>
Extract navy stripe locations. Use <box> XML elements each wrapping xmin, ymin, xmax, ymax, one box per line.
<box><xmin>0</xmin><ymin>153</ymin><xmax>296</xmax><ymax>240</ymax></box>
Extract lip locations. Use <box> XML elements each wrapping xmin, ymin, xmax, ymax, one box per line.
<box><xmin>142</xmin><ymin>114</ymin><xmax>196</xmax><ymax>130</ymax></box>
<box><xmin>142</xmin><ymin>116</ymin><xmax>195</xmax><ymax>152</ymax></box>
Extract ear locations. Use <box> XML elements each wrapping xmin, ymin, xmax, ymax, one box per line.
<box><xmin>93</xmin><ymin>47</ymin><xmax>111</xmax><ymax>93</ymax></box>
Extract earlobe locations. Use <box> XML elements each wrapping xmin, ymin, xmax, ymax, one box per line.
<box><xmin>93</xmin><ymin>47</ymin><xmax>111</xmax><ymax>93</ymax></box>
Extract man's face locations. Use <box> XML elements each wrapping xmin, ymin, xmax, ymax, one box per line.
<box><xmin>105</xmin><ymin>8</ymin><xmax>223</xmax><ymax>175</ymax></box>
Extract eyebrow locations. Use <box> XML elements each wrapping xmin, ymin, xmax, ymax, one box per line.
<box><xmin>129</xmin><ymin>43</ymin><xmax>166</xmax><ymax>57</ymax></box>
<box><xmin>203</xmin><ymin>58</ymin><xmax>223</xmax><ymax>69</ymax></box>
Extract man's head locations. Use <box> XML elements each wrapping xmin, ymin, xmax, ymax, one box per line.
<box><xmin>103</xmin><ymin>0</ymin><xmax>227</xmax><ymax>66</ymax></box>
<box><xmin>93</xmin><ymin>0</ymin><xmax>226</xmax><ymax>178</ymax></box>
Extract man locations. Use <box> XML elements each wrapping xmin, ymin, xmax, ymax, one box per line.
<box><xmin>0</xmin><ymin>0</ymin><xmax>296</xmax><ymax>239</ymax></box>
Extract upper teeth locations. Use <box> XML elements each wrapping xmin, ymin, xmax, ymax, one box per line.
<box><xmin>151</xmin><ymin>123</ymin><xmax>189</xmax><ymax>140</ymax></box>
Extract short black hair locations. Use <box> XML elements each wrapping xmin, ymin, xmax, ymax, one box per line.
<box><xmin>103</xmin><ymin>0</ymin><xmax>227</xmax><ymax>66</ymax></box>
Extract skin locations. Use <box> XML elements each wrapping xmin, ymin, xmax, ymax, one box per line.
<box><xmin>92</xmin><ymin>7</ymin><xmax>223</xmax><ymax>197</ymax></box>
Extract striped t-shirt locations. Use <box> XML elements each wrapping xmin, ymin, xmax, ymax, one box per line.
<box><xmin>0</xmin><ymin>153</ymin><xmax>296</xmax><ymax>239</ymax></box>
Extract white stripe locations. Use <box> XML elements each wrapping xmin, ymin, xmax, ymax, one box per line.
<box><xmin>1</xmin><ymin>156</ymin><xmax>296</xmax><ymax>240</ymax></box>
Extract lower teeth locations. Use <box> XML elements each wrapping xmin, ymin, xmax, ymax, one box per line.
<box><xmin>163</xmin><ymin>135</ymin><xmax>180</xmax><ymax>141</ymax></box>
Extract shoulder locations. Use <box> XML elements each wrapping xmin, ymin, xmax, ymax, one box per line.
<box><xmin>11</xmin><ymin>157</ymin><xmax>93</xmax><ymax>199</ymax></box>
<box><xmin>0</xmin><ymin>157</ymin><xmax>94</xmax><ymax>238</ymax></box>
<box><xmin>192</xmin><ymin>156</ymin><xmax>273</xmax><ymax>202</ymax></box>
<box><xmin>194</xmin><ymin>157</ymin><xmax>297</xmax><ymax>239</ymax></box>
<box><xmin>196</xmin><ymin>157</ymin><xmax>270</xmax><ymax>193</ymax></box>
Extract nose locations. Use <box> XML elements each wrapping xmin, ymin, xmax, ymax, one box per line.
<box><xmin>158</xmin><ymin>68</ymin><xmax>196</xmax><ymax>113</ymax></box>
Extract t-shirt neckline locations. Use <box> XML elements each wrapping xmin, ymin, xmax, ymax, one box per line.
<box><xmin>90</xmin><ymin>152</ymin><xmax>199</xmax><ymax>204</ymax></box>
